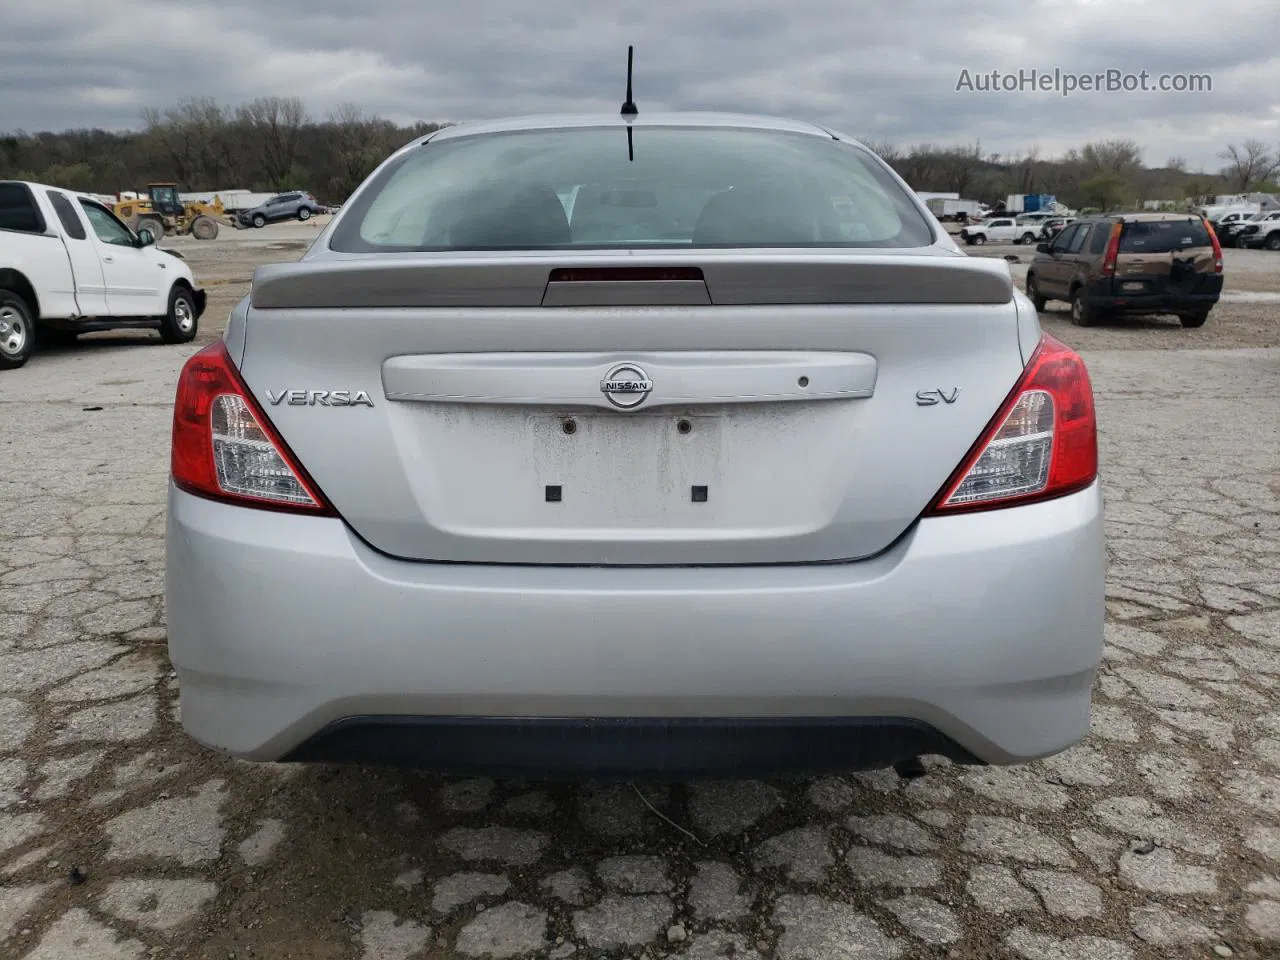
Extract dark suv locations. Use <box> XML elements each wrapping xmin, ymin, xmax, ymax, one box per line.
<box><xmin>238</xmin><ymin>192</ymin><xmax>326</xmax><ymax>228</ymax></box>
<box><xmin>1024</xmin><ymin>213</ymin><xmax>1223</xmax><ymax>328</ymax></box>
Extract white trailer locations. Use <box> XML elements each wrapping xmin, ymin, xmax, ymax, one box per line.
<box><xmin>926</xmin><ymin>198</ymin><xmax>985</xmax><ymax>221</ymax></box>
<box><xmin>179</xmin><ymin>190</ymin><xmax>277</xmax><ymax>212</ymax></box>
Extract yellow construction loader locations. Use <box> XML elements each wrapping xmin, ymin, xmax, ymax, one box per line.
<box><xmin>112</xmin><ymin>183</ymin><xmax>234</xmax><ymax>240</ymax></box>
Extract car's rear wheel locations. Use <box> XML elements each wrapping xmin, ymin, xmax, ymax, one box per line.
<box><xmin>252</xmin><ymin>214</ymin><xmax>266</xmax><ymax>228</ymax></box>
<box><xmin>1180</xmin><ymin>309</ymin><xmax>1210</xmax><ymax>328</ymax></box>
<box><xmin>297</xmin><ymin>207</ymin><xmax>312</xmax><ymax>221</ymax></box>
<box><xmin>0</xmin><ymin>291</ymin><xmax>34</xmax><ymax>370</ymax></box>
<box><xmin>1266</xmin><ymin>232</ymin><xmax>1280</xmax><ymax>251</ymax></box>
<box><xmin>1025</xmin><ymin>274</ymin><xmax>1047</xmax><ymax>311</ymax></box>
<box><xmin>1021</xmin><ymin>232</ymin><xmax>1038</xmax><ymax>244</ymax></box>
<box><xmin>1069</xmin><ymin>288</ymin><xmax>1098</xmax><ymax>327</ymax></box>
<box><xmin>160</xmin><ymin>285</ymin><xmax>199</xmax><ymax>344</ymax></box>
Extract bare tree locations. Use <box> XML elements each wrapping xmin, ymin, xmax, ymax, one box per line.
<box><xmin>328</xmin><ymin>103</ymin><xmax>392</xmax><ymax>198</ymax></box>
<box><xmin>1081</xmin><ymin>139</ymin><xmax>1143</xmax><ymax>177</ymax></box>
<box><xmin>863</xmin><ymin>139</ymin><xmax>900</xmax><ymax>164</ymax></box>
<box><xmin>895</xmin><ymin>144</ymin><xmax>949</xmax><ymax>190</ymax></box>
<box><xmin>938</xmin><ymin>144</ymin><xmax>983</xmax><ymax>195</ymax></box>
<box><xmin>1218</xmin><ymin>139</ymin><xmax>1279</xmax><ymax>192</ymax></box>
<box><xmin>237</xmin><ymin>96</ymin><xmax>308</xmax><ymax>189</ymax></box>
<box><xmin>1166</xmin><ymin>156</ymin><xmax>1188</xmax><ymax>173</ymax></box>
<box><xmin>143</xmin><ymin>98</ymin><xmax>231</xmax><ymax>186</ymax></box>
<box><xmin>1010</xmin><ymin>146</ymin><xmax>1041</xmax><ymax>194</ymax></box>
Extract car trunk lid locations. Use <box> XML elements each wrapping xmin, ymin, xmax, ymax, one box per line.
<box><xmin>236</xmin><ymin>252</ymin><xmax>1027</xmax><ymax>566</ymax></box>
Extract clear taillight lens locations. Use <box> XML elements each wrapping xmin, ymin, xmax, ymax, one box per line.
<box><xmin>211</xmin><ymin>395</ymin><xmax>316</xmax><ymax>505</ymax></box>
<box><xmin>943</xmin><ymin>390</ymin><xmax>1054</xmax><ymax>505</ymax></box>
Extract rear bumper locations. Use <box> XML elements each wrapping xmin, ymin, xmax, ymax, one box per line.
<box><xmin>165</xmin><ymin>481</ymin><xmax>1106</xmax><ymax>775</ymax></box>
<box><xmin>1087</xmin><ymin>276</ymin><xmax>1221</xmax><ymax>313</ymax></box>
<box><xmin>285</xmin><ymin>716</ymin><xmax>982</xmax><ymax>778</ymax></box>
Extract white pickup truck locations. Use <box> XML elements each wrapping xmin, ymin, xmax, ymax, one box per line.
<box><xmin>1</xmin><ymin>180</ymin><xmax>206</xmax><ymax>370</ymax></box>
<box><xmin>957</xmin><ymin>216</ymin><xmax>1019</xmax><ymax>245</ymax></box>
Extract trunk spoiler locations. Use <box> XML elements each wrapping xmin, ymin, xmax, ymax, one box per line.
<box><xmin>250</xmin><ymin>252</ymin><xmax>1014</xmax><ymax>309</ymax></box>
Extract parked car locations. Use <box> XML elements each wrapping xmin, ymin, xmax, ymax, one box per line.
<box><xmin>166</xmin><ymin>112</ymin><xmax>1104</xmax><ymax>779</ymax></box>
<box><xmin>238</xmin><ymin>191</ymin><xmax>327</xmax><ymax>228</ymax></box>
<box><xmin>1025</xmin><ymin>212</ymin><xmax>1222</xmax><ymax>327</ymax></box>
<box><xmin>1209</xmin><ymin>208</ymin><xmax>1257</xmax><ymax>246</ymax></box>
<box><xmin>0</xmin><ymin>180</ymin><xmax>205</xmax><ymax>369</ymax></box>
<box><xmin>959</xmin><ymin>216</ymin><xmax>1018</xmax><ymax>244</ymax></box>
<box><xmin>1235</xmin><ymin>210</ymin><xmax>1280</xmax><ymax>250</ymax></box>
<box><xmin>1039</xmin><ymin>216</ymin><xmax>1076</xmax><ymax>241</ymax></box>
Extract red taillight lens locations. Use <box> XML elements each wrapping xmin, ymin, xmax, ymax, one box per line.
<box><xmin>926</xmin><ymin>333</ymin><xmax>1097</xmax><ymax>514</ymax></box>
<box><xmin>1101</xmin><ymin>221</ymin><xmax>1123</xmax><ymax>277</ymax></box>
<box><xmin>1204</xmin><ymin>217</ymin><xmax>1223</xmax><ymax>273</ymax></box>
<box><xmin>171</xmin><ymin>341</ymin><xmax>334</xmax><ymax>514</ymax></box>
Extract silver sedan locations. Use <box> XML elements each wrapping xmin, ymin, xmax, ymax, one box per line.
<box><xmin>165</xmin><ymin>111</ymin><xmax>1105</xmax><ymax>778</ymax></box>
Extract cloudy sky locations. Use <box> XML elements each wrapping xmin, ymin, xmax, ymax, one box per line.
<box><xmin>2</xmin><ymin>0</ymin><xmax>1278</xmax><ymax>169</ymax></box>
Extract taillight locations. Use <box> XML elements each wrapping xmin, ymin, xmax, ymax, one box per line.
<box><xmin>171</xmin><ymin>341</ymin><xmax>334</xmax><ymax>514</ymax></box>
<box><xmin>1100</xmin><ymin>221</ymin><xmax>1123</xmax><ymax>277</ymax></box>
<box><xmin>1204</xmin><ymin>217</ymin><xmax>1223</xmax><ymax>273</ymax></box>
<box><xmin>926</xmin><ymin>333</ymin><xmax>1097</xmax><ymax>514</ymax></box>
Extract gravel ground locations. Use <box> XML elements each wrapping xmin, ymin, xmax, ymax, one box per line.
<box><xmin>1</xmin><ymin>222</ymin><xmax>1279</xmax><ymax>959</ymax></box>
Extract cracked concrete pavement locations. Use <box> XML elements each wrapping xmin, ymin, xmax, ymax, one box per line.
<box><xmin>2</xmin><ymin>229</ymin><xmax>1280</xmax><ymax>958</ymax></box>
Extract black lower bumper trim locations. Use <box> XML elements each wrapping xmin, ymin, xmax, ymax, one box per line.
<box><xmin>281</xmin><ymin>716</ymin><xmax>985</xmax><ymax>779</ymax></box>
<box><xmin>52</xmin><ymin>319</ymin><xmax>162</xmax><ymax>333</ymax></box>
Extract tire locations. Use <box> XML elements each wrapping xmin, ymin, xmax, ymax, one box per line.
<box><xmin>159</xmin><ymin>284</ymin><xmax>198</xmax><ymax>344</ymax></box>
<box><xmin>971</xmin><ymin>234</ymin><xmax>986</xmax><ymax>245</ymax></box>
<box><xmin>136</xmin><ymin>216</ymin><xmax>166</xmax><ymax>242</ymax></box>
<box><xmin>1025</xmin><ymin>274</ymin><xmax>1047</xmax><ymax>311</ymax></box>
<box><xmin>1021</xmin><ymin>233</ymin><xmax>1038</xmax><ymax>245</ymax></box>
<box><xmin>1180</xmin><ymin>309</ymin><xmax>1210</xmax><ymax>328</ymax></box>
<box><xmin>1069</xmin><ymin>287</ymin><xmax>1098</xmax><ymax>327</ymax></box>
<box><xmin>297</xmin><ymin>206</ymin><xmax>312</xmax><ymax>221</ymax></box>
<box><xmin>0</xmin><ymin>290</ymin><xmax>35</xmax><ymax>370</ymax></box>
<box><xmin>1266</xmin><ymin>232</ymin><xmax>1280</xmax><ymax>251</ymax></box>
<box><xmin>252</xmin><ymin>214</ymin><xmax>266</xmax><ymax>228</ymax></box>
<box><xmin>191</xmin><ymin>216</ymin><xmax>219</xmax><ymax>240</ymax></box>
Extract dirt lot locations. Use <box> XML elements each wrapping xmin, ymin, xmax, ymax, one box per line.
<box><xmin>1</xmin><ymin>221</ymin><xmax>1279</xmax><ymax>959</ymax></box>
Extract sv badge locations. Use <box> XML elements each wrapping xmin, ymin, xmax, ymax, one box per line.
<box><xmin>916</xmin><ymin>388</ymin><xmax>959</xmax><ymax>406</ymax></box>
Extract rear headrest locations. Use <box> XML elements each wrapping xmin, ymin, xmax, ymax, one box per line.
<box><xmin>446</xmin><ymin>184</ymin><xmax>570</xmax><ymax>247</ymax></box>
<box><xmin>692</xmin><ymin>186</ymin><xmax>818</xmax><ymax>245</ymax></box>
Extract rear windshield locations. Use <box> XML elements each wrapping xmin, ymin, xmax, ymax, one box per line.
<box><xmin>1119</xmin><ymin>219</ymin><xmax>1211</xmax><ymax>253</ymax></box>
<box><xmin>329</xmin><ymin>126</ymin><xmax>935</xmax><ymax>252</ymax></box>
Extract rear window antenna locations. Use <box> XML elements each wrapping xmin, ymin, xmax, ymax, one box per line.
<box><xmin>621</xmin><ymin>46</ymin><xmax>638</xmax><ymax>116</ymax></box>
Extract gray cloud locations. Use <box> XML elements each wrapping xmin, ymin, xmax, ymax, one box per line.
<box><xmin>1</xmin><ymin>0</ymin><xmax>1278</xmax><ymax>169</ymax></box>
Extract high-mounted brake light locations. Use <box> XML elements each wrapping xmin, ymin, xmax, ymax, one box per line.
<box><xmin>1204</xmin><ymin>217</ymin><xmax>1223</xmax><ymax>273</ymax></box>
<box><xmin>1100</xmin><ymin>221</ymin><xmax>1123</xmax><ymax>277</ymax></box>
<box><xmin>171</xmin><ymin>341</ymin><xmax>334</xmax><ymax>514</ymax></box>
<box><xmin>548</xmin><ymin>267</ymin><xmax>704</xmax><ymax>283</ymax></box>
<box><xmin>926</xmin><ymin>333</ymin><xmax>1096</xmax><ymax>514</ymax></box>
